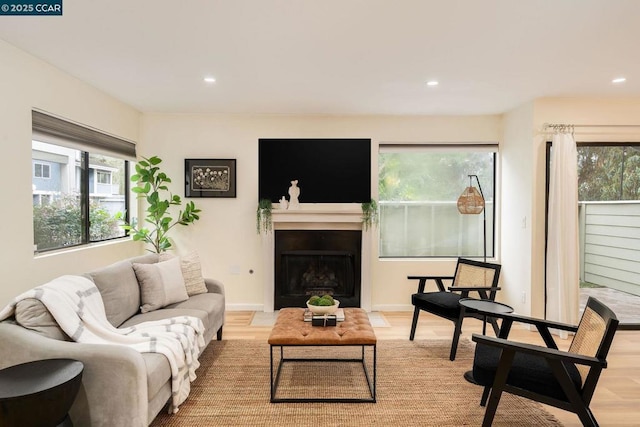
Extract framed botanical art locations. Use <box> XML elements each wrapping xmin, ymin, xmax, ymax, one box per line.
<box><xmin>185</xmin><ymin>159</ymin><xmax>236</xmax><ymax>198</ymax></box>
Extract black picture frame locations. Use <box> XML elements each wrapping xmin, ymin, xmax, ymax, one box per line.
<box><xmin>185</xmin><ymin>159</ymin><xmax>236</xmax><ymax>198</ymax></box>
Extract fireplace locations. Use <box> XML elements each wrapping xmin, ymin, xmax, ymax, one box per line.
<box><xmin>261</xmin><ymin>205</ymin><xmax>371</xmax><ymax>312</ymax></box>
<box><xmin>274</xmin><ymin>230</ymin><xmax>361</xmax><ymax>309</ymax></box>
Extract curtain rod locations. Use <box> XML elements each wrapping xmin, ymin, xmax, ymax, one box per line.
<box><xmin>544</xmin><ymin>123</ymin><xmax>640</xmax><ymax>129</ymax></box>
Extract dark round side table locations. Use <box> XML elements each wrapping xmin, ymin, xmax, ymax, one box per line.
<box><xmin>0</xmin><ymin>358</ymin><xmax>84</xmax><ymax>427</ymax></box>
<box><xmin>459</xmin><ymin>298</ymin><xmax>513</xmax><ymax>385</ymax></box>
<box><xmin>459</xmin><ymin>298</ymin><xmax>514</xmax><ymax>335</ymax></box>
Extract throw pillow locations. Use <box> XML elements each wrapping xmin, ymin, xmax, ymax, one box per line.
<box><xmin>133</xmin><ymin>256</ymin><xmax>189</xmax><ymax>313</ymax></box>
<box><xmin>160</xmin><ymin>251</ymin><xmax>208</xmax><ymax>296</ymax></box>
<box><xmin>179</xmin><ymin>251</ymin><xmax>208</xmax><ymax>296</ymax></box>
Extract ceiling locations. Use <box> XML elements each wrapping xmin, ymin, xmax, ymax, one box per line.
<box><xmin>1</xmin><ymin>0</ymin><xmax>640</xmax><ymax>116</ymax></box>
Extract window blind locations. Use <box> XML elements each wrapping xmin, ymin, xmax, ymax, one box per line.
<box><xmin>32</xmin><ymin>110</ymin><xmax>136</xmax><ymax>160</ymax></box>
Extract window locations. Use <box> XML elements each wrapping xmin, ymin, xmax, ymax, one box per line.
<box><xmin>32</xmin><ymin>194</ymin><xmax>52</xmax><ymax>206</ymax></box>
<box><xmin>96</xmin><ymin>170</ymin><xmax>112</xmax><ymax>185</ymax></box>
<box><xmin>545</xmin><ymin>142</ymin><xmax>640</xmax><ymax>328</ymax></box>
<box><xmin>578</xmin><ymin>145</ymin><xmax>640</xmax><ymax>201</ymax></box>
<box><xmin>32</xmin><ymin>111</ymin><xmax>136</xmax><ymax>253</ymax></box>
<box><xmin>34</xmin><ymin>162</ymin><xmax>51</xmax><ymax>178</ymax></box>
<box><xmin>378</xmin><ymin>144</ymin><xmax>497</xmax><ymax>258</ymax></box>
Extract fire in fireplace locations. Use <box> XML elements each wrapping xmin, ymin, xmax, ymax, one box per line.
<box><xmin>274</xmin><ymin>230</ymin><xmax>361</xmax><ymax>309</ymax></box>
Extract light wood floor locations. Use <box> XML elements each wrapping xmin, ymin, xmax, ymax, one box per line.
<box><xmin>223</xmin><ymin>310</ymin><xmax>640</xmax><ymax>427</ymax></box>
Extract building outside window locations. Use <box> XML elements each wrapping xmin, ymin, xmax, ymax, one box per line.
<box><xmin>31</xmin><ymin>111</ymin><xmax>135</xmax><ymax>253</ymax></box>
<box><xmin>378</xmin><ymin>144</ymin><xmax>497</xmax><ymax>258</ymax></box>
<box><xmin>576</xmin><ymin>145</ymin><xmax>640</xmax><ymax>297</ymax></box>
<box><xmin>34</xmin><ymin>162</ymin><xmax>51</xmax><ymax>178</ymax></box>
<box><xmin>96</xmin><ymin>170</ymin><xmax>112</xmax><ymax>185</ymax></box>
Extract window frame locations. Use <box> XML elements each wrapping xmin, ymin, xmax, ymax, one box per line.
<box><xmin>34</xmin><ymin>161</ymin><xmax>51</xmax><ymax>179</ymax></box>
<box><xmin>31</xmin><ymin>110</ymin><xmax>136</xmax><ymax>253</ymax></box>
<box><xmin>378</xmin><ymin>144</ymin><xmax>498</xmax><ymax>259</ymax></box>
<box><xmin>96</xmin><ymin>169</ymin><xmax>112</xmax><ymax>185</ymax></box>
<box><xmin>545</xmin><ymin>140</ymin><xmax>640</xmax><ymax>329</ymax></box>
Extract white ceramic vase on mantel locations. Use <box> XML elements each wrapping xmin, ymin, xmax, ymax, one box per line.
<box><xmin>288</xmin><ymin>180</ymin><xmax>300</xmax><ymax>210</ymax></box>
<box><xmin>279</xmin><ymin>196</ymin><xmax>288</xmax><ymax>210</ymax></box>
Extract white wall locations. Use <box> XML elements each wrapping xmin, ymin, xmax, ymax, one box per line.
<box><xmin>527</xmin><ymin>97</ymin><xmax>640</xmax><ymax>317</ymax></box>
<box><xmin>0</xmin><ymin>39</ymin><xmax>142</xmax><ymax>306</ymax></box>
<box><xmin>501</xmin><ymin>97</ymin><xmax>640</xmax><ymax>318</ymax></box>
<box><xmin>139</xmin><ymin>113</ymin><xmax>502</xmax><ymax>311</ymax></box>
<box><xmin>500</xmin><ymin>102</ymin><xmax>535</xmax><ymax>315</ymax></box>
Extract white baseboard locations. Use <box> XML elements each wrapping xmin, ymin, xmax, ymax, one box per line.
<box><xmin>226</xmin><ymin>303</ymin><xmax>415</xmax><ymax>312</ymax></box>
<box><xmin>371</xmin><ymin>304</ymin><xmax>414</xmax><ymax>312</ymax></box>
<box><xmin>226</xmin><ymin>303</ymin><xmax>264</xmax><ymax>311</ymax></box>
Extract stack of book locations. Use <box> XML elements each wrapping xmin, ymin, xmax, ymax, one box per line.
<box><xmin>304</xmin><ymin>308</ymin><xmax>345</xmax><ymax>323</ymax></box>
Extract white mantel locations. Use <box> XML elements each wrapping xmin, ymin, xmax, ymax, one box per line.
<box><xmin>262</xmin><ymin>204</ymin><xmax>372</xmax><ymax>312</ymax></box>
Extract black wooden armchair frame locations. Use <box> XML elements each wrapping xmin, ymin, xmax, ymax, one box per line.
<box><xmin>409</xmin><ymin>258</ymin><xmax>502</xmax><ymax>360</ymax></box>
<box><xmin>471</xmin><ymin>297</ymin><xmax>619</xmax><ymax>427</ymax></box>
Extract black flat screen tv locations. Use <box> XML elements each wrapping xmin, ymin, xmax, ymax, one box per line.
<box><xmin>258</xmin><ymin>138</ymin><xmax>371</xmax><ymax>203</ymax></box>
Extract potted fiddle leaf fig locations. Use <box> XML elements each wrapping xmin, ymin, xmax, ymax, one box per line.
<box><xmin>117</xmin><ymin>156</ymin><xmax>201</xmax><ymax>253</ymax></box>
<box><xmin>361</xmin><ymin>198</ymin><xmax>379</xmax><ymax>231</ymax></box>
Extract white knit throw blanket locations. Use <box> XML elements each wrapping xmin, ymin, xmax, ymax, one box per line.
<box><xmin>0</xmin><ymin>275</ymin><xmax>205</xmax><ymax>413</ymax></box>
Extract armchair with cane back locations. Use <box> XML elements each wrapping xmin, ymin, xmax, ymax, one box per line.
<box><xmin>409</xmin><ymin>258</ymin><xmax>502</xmax><ymax>361</ymax></box>
<box><xmin>471</xmin><ymin>296</ymin><xmax>619</xmax><ymax>427</ymax></box>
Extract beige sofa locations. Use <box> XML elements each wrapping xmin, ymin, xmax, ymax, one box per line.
<box><xmin>0</xmin><ymin>253</ymin><xmax>225</xmax><ymax>426</ymax></box>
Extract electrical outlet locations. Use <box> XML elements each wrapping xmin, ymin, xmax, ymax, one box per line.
<box><xmin>521</xmin><ymin>291</ymin><xmax>526</xmax><ymax>304</ymax></box>
<box><xmin>522</xmin><ymin>216</ymin><xmax>527</xmax><ymax>229</ymax></box>
<box><xmin>229</xmin><ymin>265</ymin><xmax>241</xmax><ymax>275</ymax></box>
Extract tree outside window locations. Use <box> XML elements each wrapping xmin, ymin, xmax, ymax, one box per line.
<box><xmin>32</xmin><ymin>141</ymin><xmax>128</xmax><ymax>252</ymax></box>
<box><xmin>378</xmin><ymin>147</ymin><xmax>496</xmax><ymax>258</ymax></box>
<box><xmin>578</xmin><ymin>145</ymin><xmax>640</xmax><ymax>201</ymax></box>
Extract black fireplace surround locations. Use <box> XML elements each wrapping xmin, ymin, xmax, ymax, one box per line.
<box><xmin>274</xmin><ymin>230</ymin><xmax>361</xmax><ymax>309</ymax></box>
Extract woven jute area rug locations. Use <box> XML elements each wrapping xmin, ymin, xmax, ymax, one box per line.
<box><xmin>151</xmin><ymin>339</ymin><xmax>563</xmax><ymax>427</ymax></box>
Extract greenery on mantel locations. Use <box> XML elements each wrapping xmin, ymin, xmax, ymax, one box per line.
<box><xmin>256</xmin><ymin>198</ymin><xmax>376</xmax><ymax>233</ymax></box>
<box><xmin>256</xmin><ymin>199</ymin><xmax>273</xmax><ymax>234</ymax></box>
<box><xmin>117</xmin><ymin>156</ymin><xmax>201</xmax><ymax>253</ymax></box>
<box><xmin>361</xmin><ymin>198</ymin><xmax>379</xmax><ymax>231</ymax></box>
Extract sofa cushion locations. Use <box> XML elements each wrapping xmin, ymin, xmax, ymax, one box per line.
<box><xmin>167</xmin><ymin>293</ymin><xmax>225</xmax><ymax>337</ymax></box>
<box><xmin>120</xmin><ymin>308</ymin><xmax>210</xmax><ymax>331</ymax></box>
<box><xmin>134</xmin><ymin>257</ymin><xmax>189</xmax><ymax>313</ymax></box>
<box><xmin>14</xmin><ymin>298</ymin><xmax>71</xmax><ymax>341</ymax></box>
<box><xmin>160</xmin><ymin>252</ymin><xmax>208</xmax><ymax>296</ymax></box>
<box><xmin>87</xmin><ymin>254</ymin><xmax>158</xmax><ymax>327</ymax></box>
<box><xmin>473</xmin><ymin>342</ymin><xmax>583</xmax><ymax>402</ymax></box>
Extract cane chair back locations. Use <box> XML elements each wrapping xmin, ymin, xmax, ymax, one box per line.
<box><xmin>455</xmin><ymin>262</ymin><xmax>499</xmax><ymax>296</ymax></box>
<box><xmin>569</xmin><ymin>305</ymin><xmax>610</xmax><ymax>380</ymax></box>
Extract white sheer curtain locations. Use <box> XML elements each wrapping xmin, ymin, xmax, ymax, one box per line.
<box><xmin>546</xmin><ymin>130</ymin><xmax>580</xmax><ymax>333</ymax></box>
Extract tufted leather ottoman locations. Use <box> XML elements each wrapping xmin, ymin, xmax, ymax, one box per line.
<box><xmin>268</xmin><ymin>308</ymin><xmax>377</xmax><ymax>403</ymax></box>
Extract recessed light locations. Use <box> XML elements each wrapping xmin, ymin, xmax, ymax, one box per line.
<box><xmin>204</xmin><ymin>76</ymin><xmax>216</xmax><ymax>83</ymax></box>
<box><xmin>426</xmin><ymin>80</ymin><xmax>439</xmax><ymax>86</ymax></box>
<box><xmin>612</xmin><ymin>77</ymin><xmax>626</xmax><ymax>84</ymax></box>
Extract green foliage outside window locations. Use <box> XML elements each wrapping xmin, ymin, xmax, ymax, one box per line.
<box><xmin>578</xmin><ymin>146</ymin><xmax>640</xmax><ymax>201</ymax></box>
<box><xmin>379</xmin><ymin>152</ymin><xmax>494</xmax><ymax>201</ymax></box>
<box><xmin>377</xmin><ymin>150</ymin><xmax>495</xmax><ymax>258</ymax></box>
<box><xmin>33</xmin><ymin>194</ymin><xmax>122</xmax><ymax>252</ymax></box>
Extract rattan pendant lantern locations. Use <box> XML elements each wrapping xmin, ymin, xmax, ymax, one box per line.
<box><xmin>457</xmin><ymin>183</ymin><xmax>485</xmax><ymax>214</ymax></box>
